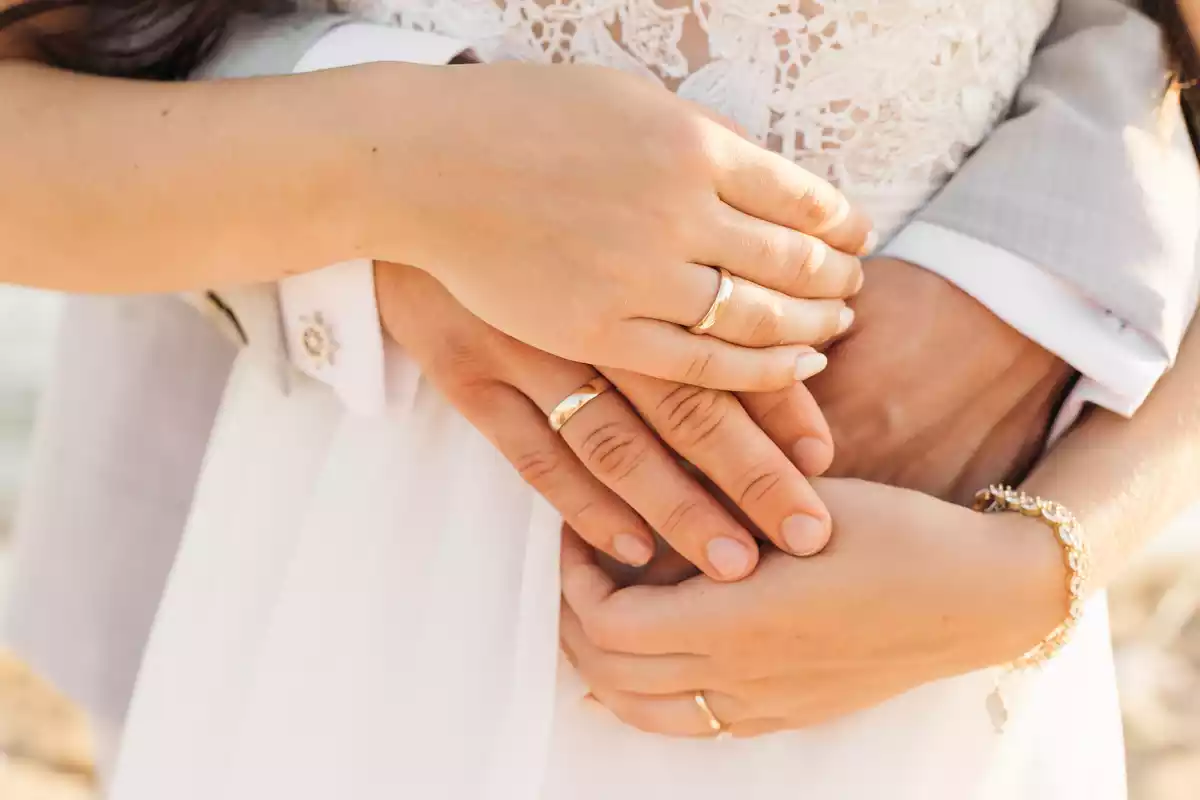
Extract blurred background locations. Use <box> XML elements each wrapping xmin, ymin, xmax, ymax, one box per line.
<box><xmin>0</xmin><ymin>287</ymin><xmax>1199</xmax><ymax>799</ymax></box>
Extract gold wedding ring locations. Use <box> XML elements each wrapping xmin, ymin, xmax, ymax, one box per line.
<box><xmin>687</xmin><ymin>267</ymin><xmax>735</xmax><ymax>334</ymax></box>
<box><xmin>548</xmin><ymin>377</ymin><xmax>613</xmax><ymax>433</ymax></box>
<box><xmin>693</xmin><ymin>691</ymin><xmax>726</xmax><ymax>735</ymax></box>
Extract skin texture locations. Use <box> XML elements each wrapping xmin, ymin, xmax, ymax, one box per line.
<box><xmin>0</xmin><ymin>23</ymin><xmax>869</xmax><ymax>391</ymax></box>
<box><xmin>810</xmin><ymin>257</ymin><xmax>1074</xmax><ymax>504</ymax></box>
<box><xmin>559</xmin><ymin>484</ymin><xmax>1062</xmax><ymax>738</ymax></box>
<box><xmin>376</xmin><ymin>262</ymin><xmax>836</xmax><ymax>582</ymax></box>
<box><xmin>615</xmin><ymin>256</ymin><xmax>1076</xmax><ymax>585</ymax></box>
<box><xmin>562</xmin><ymin>283</ymin><xmax>1200</xmax><ymax>740</ymax></box>
<box><xmin>375</xmin><ymin>63</ymin><xmax>871</xmax><ymax>391</ymax></box>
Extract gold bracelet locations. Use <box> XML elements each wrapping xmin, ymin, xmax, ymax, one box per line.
<box><xmin>972</xmin><ymin>485</ymin><xmax>1090</xmax><ymax>670</ymax></box>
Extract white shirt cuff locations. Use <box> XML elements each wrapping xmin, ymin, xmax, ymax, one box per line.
<box><xmin>276</xmin><ymin>23</ymin><xmax>471</xmax><ymax>415</ymax></box>
<box><xmin>882</xmin><ymin>221</ymin><xmax>1171</xmax><ymax>432</ymax></box>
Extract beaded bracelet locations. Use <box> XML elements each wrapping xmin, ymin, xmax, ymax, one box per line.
<box><xmin>972</xmin><ymin>485</ymin><xmax>1091</xmax><ymax>729</ymax></box>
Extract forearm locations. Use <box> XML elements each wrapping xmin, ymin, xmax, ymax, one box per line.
<box><xmin>0</xmin><ymin>59</ymin><xmax>437</xmax><ymax>293</ymax></box>
<box><xmin>1020</xmin><ymin>320</ymin><xmax>1200</xmax><ymax>590</ymax></box>
<box><xmin>888</xmin><ymin>0</ymin><xmax>1199</xmax><ymax>419</ymax></box>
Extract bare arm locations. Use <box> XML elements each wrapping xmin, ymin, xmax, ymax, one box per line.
<box><xmin>0</xmin><ymin>59</ymin><xmax>412</xmax><ymax>292</ymax></box>
<box><xmin>1021</xmin><ymin>319</ymin><xmax>1200</xmax><ymax>591</ymax></box>
<box><xmin>0</xmin><ymin>21</ymin><xmax>875</xmax><ymax>392</ymax></box>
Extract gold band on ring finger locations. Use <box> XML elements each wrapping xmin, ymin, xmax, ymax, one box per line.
<box><xmin>548</xmin><ymin>377</ymin><xmax>613</xmax><ymax>433</ymax></box>
<box><xmin>688</xmin><ymin>267</ymin><xmax>735</xmax><ymax>335</ymax></box>
<box><xmin>693</xmin><ymin>691</ymin><xmax>727</xmax><ymax>736</ymax></box>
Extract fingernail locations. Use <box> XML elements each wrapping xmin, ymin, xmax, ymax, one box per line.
<box><xmin>781</xmin><ymin>514</ymin><xmax>829</xmax><ymax>556</ymax></box>
<box><xmin>794</xmin><ymin>352</ymin><xmax>828</xmax><ymax>381</ymax></box>
<box><xmin>859</xmin><ymin>229</ymin><xmax>878</xmax><ymax>256</ymax></box>
<box><xmin>613</xmin><ymin>533</ymin><xmax>653</xmax><ymax>567</ymax></box>
<box><xmin>706</xmin><ymin>537</ymin><xmax>753</xmax><ymax>579</ymax></box>
<box><xmin>836</xmin><ymin>306</ymin><xmax>855</xmax><ymax>335</ymax></box>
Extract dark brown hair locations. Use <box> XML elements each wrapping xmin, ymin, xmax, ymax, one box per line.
<box><xmin>2</xmin><ymin>2</ymin><xmax>1197</xmax><ymax>87</ymax></box>
<box><xmin>1139</xmin><ymin>0</ymin><xmax>1200</xmax><ymax>147</ymax></box>
<box><xmin>0</xmin><ymin>0</ymin><xmax>293</xmax><ymax>80</ymax></box>
<box><xmin>1144</xmin><ymin>0</ymin><xmax>1200</xmax><ymax>83</ymax></box>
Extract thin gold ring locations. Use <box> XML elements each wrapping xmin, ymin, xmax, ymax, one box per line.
<box><xmin>548</xmin><ymin>377</ymin><xmax>613</xmax><ymax>433</ymax></box>
<box><xmin>687</xmin><ymin>267</ymin><xmax>735</xmax><ymax>334</ymax></box>
<box><xmin>693</xmin><ymin>691</ymin><xmax>726</xmax><ymax>735</ymax></box>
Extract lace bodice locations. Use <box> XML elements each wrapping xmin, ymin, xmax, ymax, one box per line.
<box><xmin>340</xmin><ymin>0</ymin><xmax>1057</xmax><ymax>238</ymax></box>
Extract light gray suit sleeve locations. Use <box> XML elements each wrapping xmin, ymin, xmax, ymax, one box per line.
<box><xmin>883</xmin><ymin>0</ymin><xmax>1200</xmax><ymax>415</ymax></box>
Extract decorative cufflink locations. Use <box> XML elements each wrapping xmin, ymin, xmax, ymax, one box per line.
<box><xmin>298</xmin><ymin>311</ymin><xmax>339</xmax><ymax>369</ymax></box>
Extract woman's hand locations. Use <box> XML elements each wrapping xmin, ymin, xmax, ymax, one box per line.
<box><xmin>560</xmin><ymin>478</ymin><xmax>1068</xmax><ymax>736</ymax></box>
<box><xmin>362</xmin><ymin>62</ymin><xmax>871</xmax><ymax>391</ymax></box>
<box><xmin>376</xmin><ymin>262</ymin><xmax>837</xmax><ymax>580</ymax></box>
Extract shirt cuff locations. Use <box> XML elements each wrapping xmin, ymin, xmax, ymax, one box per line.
<box><xmin>882</xmin><ymin>221</ymin><xmax>1171</xmax><ymax>428</ymax></box>
<box><xmin>277</xmin><ymin>24</ymin><xmax>472</xmax><ymax>414</ymax></box>
<box><xmin>279</xmin><ymin>260</ymin><xmax>386</xmax><ymax>415</ymax></box>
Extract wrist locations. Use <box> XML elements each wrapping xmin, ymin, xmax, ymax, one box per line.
<box><xmin>971</xmin><ymin>509</ymin><xmax>1071</xmax><ymax>667</ymax></box>
<box><xmin>331</xmin><ymin>61</ymin><xmax>470</xmax><ymax>271</ymax></box>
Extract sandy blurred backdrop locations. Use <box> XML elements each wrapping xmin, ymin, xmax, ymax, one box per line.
<box><xmin>0</xmin><ymin>288</ymin><xmax>1198</xmax><ymax>799</ymax></box>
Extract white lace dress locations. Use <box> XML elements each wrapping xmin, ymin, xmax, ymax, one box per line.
<box><xmin>110</xmin><ymin>2</ymin><xmax>1128</xmax><ymax>799</ymax></box>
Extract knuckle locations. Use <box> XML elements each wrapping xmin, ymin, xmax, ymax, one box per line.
<box><xmin>681</xmin><ymin>350</ymin><xmax>715</xmax><ymax>386</ymax></box>
<box><xmin>785</xmin><ymin>184</ymin><xmax>835</xmax><ymax>229</ymax></box>
<box><xmin>743</xmin><ymin>302</ymin><xmax>785</xmax><ymax>346</ymax></box>
<box><xmin>735</xmin><ymin>462</ymin><xmax>787</xmax><ymax>508</ymax></box>
<box><xmin>747</xmin><ymin>226</ymin><xmax>789</xmax><ymax>274</ymax></box>
<box><xmin>511</xmin><ymin>446</ymin><xmax>564</xmax><ymax>491</ymax></box>
<box><xmin>645</xmin><ymin>201</ymin><xmax>699</xmax><ymax>250</ymax></box>
<box><xmin>655</xmin><ymin>385</ymin><xmax>733</xmax><ymax>449</ymax></box>
<box><xmin>786</xmin><ymin>237</ymin><xmax>823</xmax><ymax>290</ymax></box>
<box><xmin>426</xmin><ymin>331</ymin><xmax>491</xmax><ymax>389</ymax></box>
<box><xmin>662</xmin><ymin>116</ymin><xmax>715</xmax><ymax>170</ymax></box>
<box><xmin>452</xmin><ymin>379</ymin><xmax>512</xmax><ymax>421</ymax></box>
<box><xmin>642</xmin><ymin>115</ymin><xmax>713</xmax><ymax>188</ymax></box>
<box><xmin>748</xmin><ymin>388</ymin><xmax>796</xmax><ymax>431</ymax></box>
<box><xmin>660</xmin><ymin>497</ymin><xmax>706</xmax><ymax>540</ymax></box>
<box><xmin>579</xmin><ymin>421</ymin><xmax>652</xmax><ymax>482</ymax></box>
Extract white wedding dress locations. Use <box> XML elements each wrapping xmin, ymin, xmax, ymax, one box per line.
<box><xmin>111</xmin><ymin>2</ymin><xmax>1128</xmax><ymax>798</ymax></box>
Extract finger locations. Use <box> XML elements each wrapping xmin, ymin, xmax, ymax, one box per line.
<box><xmin>561</xmin><ymin>604</ymin><xmax>709</xmax><ymax>696</ymax></box>
<box><xmin>637</xmin><ymin>548</ymin><xmax>699</xmax><ymax>586</ymax></box>
<box><xmin>727</xmin><ymin>718</ymin><xmax>791</xmax><ymax>739</ymax></box>
<box><xmin>455</xmin><ymin>380</ymin><xmax>658</xmax><ymax>567</ymax></box>
<box><xmin>694</xmin><ymin>105</ymin><xmax>750</xmax><ymax>139</ymax></box>
<box><xmin>608</xmin><ymin>369</ymin><xmax>832</xmax><ymax>557</ymax></box>
<box><xmin>737</xmin><ymin>383</ymin><xmax>835</xmax><ymax>477</ymax></box>
<box><xmin>653</xmin><ymin>264</ymin><xmax>853</xmax><ymax>348</ymax></box>
<box><xmin>701</xmin><ymin>204</ymin><xmax>865</xmax><ymax>299</ymax></box>
<box><xmin>561</xmin><ymin>528</ymin><xmax>707</xmax><ymax>656</ymax></box>
<box><xmin>513</xmin><ymin>361</ymin><xmax>760</xmax><ymax>582</ymax></box>
<box><xmin>712</xmin><ymin>133</ymin><xmax>875</xmax><ymax>255</ymax></box>
<box><xmin>585</xmin><ymin>686</ymin><xmax>747</xmax><ymax>738</ymax></box>
<box><xmin>561</xmin><ymin>525</ymin><xmax>619</xmax><ymax>606</ymax></box>
<box><xmin>601</xmin><ymin>319</ymin><xmax>828</xmax><ymax>392</ymax></box>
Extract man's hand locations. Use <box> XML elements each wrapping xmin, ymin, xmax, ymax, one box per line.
<box><xmin>375</xmin><ymin>262</ymin><xmax>836</xmax><ymax>581</ymax></box>
<box><xmin>807</xmin><ymin>257</ymin><xmax>1076</xmax><ymax>504</ymax></box>
<box><xmin>560</xmin><ymin>478</ymin><xmax>1067</xmax><ymax>738</ymax></box>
